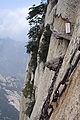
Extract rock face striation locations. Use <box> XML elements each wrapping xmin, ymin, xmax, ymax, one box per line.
<box><xmin>20</xmin><ymin>0</ymin><xmax>80</xmax><ymax>120</ymax></box>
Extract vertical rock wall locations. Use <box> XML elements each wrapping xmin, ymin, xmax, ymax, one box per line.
<box><xmin>20</xmin><ymin>0</ymin><xmax>80</xmax><ymax>120</ymax></box>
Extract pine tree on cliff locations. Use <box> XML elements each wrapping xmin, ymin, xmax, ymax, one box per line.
<box><xmin>22</xmin><ymin>1</ymin><xmax>47</xmax><ymax>118</ymax></box>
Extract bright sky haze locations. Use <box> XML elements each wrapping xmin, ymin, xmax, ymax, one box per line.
<box><xmin>0</xmin><ymin>0</ymin><xmax>40</xmax><ymax>9</ymax></box>
<box><xmin>0</xmin><ymin>0</ymin><xmax>41</xmax><ymax>41</ymax></box>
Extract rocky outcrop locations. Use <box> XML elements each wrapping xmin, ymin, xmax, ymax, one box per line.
<box><xmin>20</xmin><ymin>0</ymin><xmax>80</xmax><ymax>120</ymax></box>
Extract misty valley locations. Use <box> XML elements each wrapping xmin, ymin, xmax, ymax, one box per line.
<box><xmin>0</xmin><ymin>38</ymin><xmax>27</xmax><ymax>120</ymax></box>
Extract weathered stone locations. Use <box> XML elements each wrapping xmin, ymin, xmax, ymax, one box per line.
<box><xmin>53</xmin><ymin>30</ymin><xmax>71</xmax><ymax>41</ymax></box>
<box><xmin>20</xmin><ymin>1</ymin><xmax>80</xmax><ymax>120</ymax></box>
<box><xmin>45</xmin><ymin>55</ymin><xmax>64</xmax><ymax>71</ymax></box>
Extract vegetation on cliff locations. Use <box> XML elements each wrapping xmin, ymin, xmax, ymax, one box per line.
<box><xmin>38</xmin><ymin>24</ymin><xmax>52</xmax><ymax>62</ymax></box>
<box><xmin>23</xmin><ymin>1</ymin><xmax>47</xmax><ymax>117</ymax></box>
<box><xmin>22</xmin><ymin>80</ymin><xmax>35</xmax><ymax>117</ymax></box>
<box><xmin>25</xmin><ymin>1</ymin><xmax>47</xmax><ymax>70</ymax></box>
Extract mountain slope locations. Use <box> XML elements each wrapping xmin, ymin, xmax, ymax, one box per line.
<box><xmin>0</xmin><ymin>38</ymin><xmax>27</xmax><ymax>80</ymax></box>
<box><xmin>0</xmin><ymin>38</ymin><xmax>27</xmax><ymax>120</ymax></box>
<box><xmin>0</xmin><ymin>74</ymin><xmax>20</xmax><ymax>120</ymax></box>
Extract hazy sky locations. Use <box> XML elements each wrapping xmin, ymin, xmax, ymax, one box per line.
<box><xmin>0</xmin><ymin>0</ymin><xmax>41</xmax><ymax>41</ymax></box>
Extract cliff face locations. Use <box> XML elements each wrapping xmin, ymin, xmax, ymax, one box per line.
<box><xmin>20</xmin><ymin>0</ymin><xmax>80</xmax><ymax>120</ymax></box>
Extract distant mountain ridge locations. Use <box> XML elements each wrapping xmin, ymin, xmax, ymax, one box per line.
<box><xmin>0</xmin><ymin>74</ymin><xmax>20</xmax><ymax>120</ymax></box>
<box><xmin>0</xmin><ymin>38</ymin><xmax>27</xmax><ymax>80</ymax></box>
<box><xmin>0</xmin><ymin>38</ymin><xmax>27</xmax><ymax>120</ymax></box>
